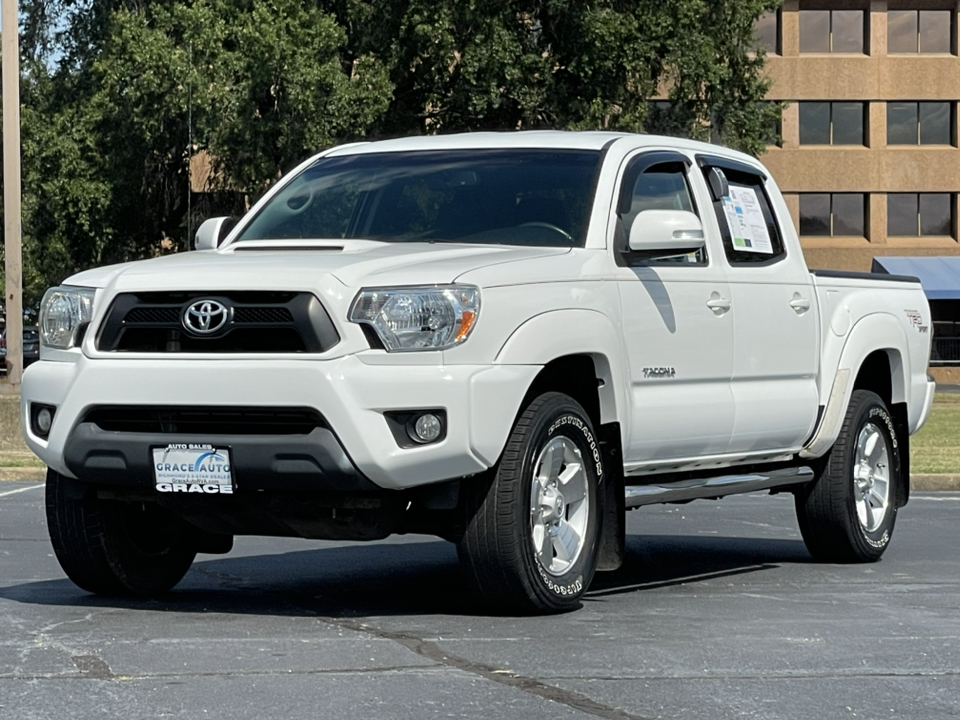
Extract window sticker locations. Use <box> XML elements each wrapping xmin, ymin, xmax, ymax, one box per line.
<box><xmin>722</xmin><ymin>186</ymin><xmax>774</xmax><ymax>254</ymax></box>
<box><xmin>721</xmin><ymin>196</ymin><xmax>752</xmax><ymax>249</ymax></box>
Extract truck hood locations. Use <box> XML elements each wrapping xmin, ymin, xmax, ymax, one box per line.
<box><xmin>65</xmin><ymin>240</ymin><xmax>570</xmax><ymax>292</ymax></box>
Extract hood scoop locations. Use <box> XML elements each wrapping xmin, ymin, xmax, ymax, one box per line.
<box><xmin>224</xmin><ymin>238</ymin><xmax>389</xmax><ymax>254</ymax></box>
<box><xmin>233</xmin><ymin>245</ymin><xmax>343</xmax><ymax>252</ymax></box>
<box><xmin>231</xmin><ymin>245</ymin><xmax>345</xmax><ymax>252</ymax></box>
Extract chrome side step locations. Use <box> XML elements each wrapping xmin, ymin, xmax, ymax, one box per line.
<box><xmin>624</xmin><ymin>466</ymin><xmax>815</xmax><ymax>508</ymax></box>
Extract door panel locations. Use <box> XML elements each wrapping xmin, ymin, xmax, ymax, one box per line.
<box><xmin>617</xmin><ymin>268</ymin><xmax>735</xmax><ymax>462</ymax></box>
<box><xmin>726</xmin><ymin>278</ymin><xmax>820</xmax><ymax>452</ymax></box>
<box><xmin>613</xmin><ymin>153</ymin><xmax>735</xmax><ymax>464</ymax></box>
<box><xmin>696</xmin><ymin>163</ymin><xmax>820</xmax><ymax>454</ymax></box>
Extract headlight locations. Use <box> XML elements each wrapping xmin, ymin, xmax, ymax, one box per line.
<box><xmin>350</xmin><ymin>285</ymin><xmax>480</xmax><ymax>352</ymax></box>
<box><xmin>39</xmin><ymin>286</ymin><xmax>96</xmax><ymax>350</ymax></box>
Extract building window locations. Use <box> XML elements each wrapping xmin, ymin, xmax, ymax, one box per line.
<box><xmin>888</xmin><ymin>193</ymin><xmax>953</xmax><ymax>236</ymax></box>
<box><xmin>887</xmin><ymin>102</ymin><xmax>953</xmax><ymax>145</ymax></box>
<box><xmin>799</xmin><ymin>102</ymin><xmax>866</xmax><ymax>145</ymax></box>
<box><xmin>799</xmin><ymin>194</ymin><xmax>866</xmax><ymax>236</ymax></box>
<box><xmin>754</xmin><ymin>11</ymin><xmax>780</xmax><ymax>54</ymax></box>
<box><xmin>888</xmin><ymin>10</ymin><xmax>952</xmax><ymax>54</ymax></box>
<box><xmin>799</xmin><ymin>9</ymin><xmax>865</xmax><ymax>53</ymax></box>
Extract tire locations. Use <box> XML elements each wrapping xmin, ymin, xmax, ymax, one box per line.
<box><xmin>45</xmin><ymin>469</ymin><xmax>198</xmax><ymax>596</ymax></box>
<box><xmin>457</xmin><ymin>392</ymin><xmax>603</xmax><ymax>614</ymax></box>
<box><xmin>795</xmin><ymin>389</ymin><xmax>902</xmax><ymax>563</ymax></box>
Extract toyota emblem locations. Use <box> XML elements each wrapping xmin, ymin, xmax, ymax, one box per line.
<box><xmin>182</xmin><ymin>299</ymin><xmax>230</xmax><ymax>335</ymax></box>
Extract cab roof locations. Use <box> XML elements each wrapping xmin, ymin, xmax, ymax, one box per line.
<box><xmin>324</xmin><ymin>130</ymin><xmax>759</xmax><ymax>167</ymax></box>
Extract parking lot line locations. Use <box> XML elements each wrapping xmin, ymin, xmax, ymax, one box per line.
<box><xmin>0</xmin><ymin>484</ymin><xmax>43</xmax><ymax>498</ymax></box>
<box><xmin>911</xmin><ymin>494</ymin><xmax>960</xmax><ymax>501</ymax></box>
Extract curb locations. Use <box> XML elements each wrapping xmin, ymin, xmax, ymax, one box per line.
<box><xmin>911</xmin><ymin>474</ymin><xmax>960</xmax><ymax>492</ymax></box>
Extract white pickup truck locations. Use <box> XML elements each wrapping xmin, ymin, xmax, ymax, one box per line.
<box><xmin>23</xmin><ymin>132</ymin><xmax>935</xmax><ymax>614</ymax></box>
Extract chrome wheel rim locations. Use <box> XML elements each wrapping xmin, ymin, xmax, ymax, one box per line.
<box><xmin>530</xmin><ymin>436</ymin><xmax>590</xmax><ymax>577</ymax></box>
<box><xmin>853</xmin><ymin>422</ymin><xmax>891</xmax><ymax>533</ymax></box>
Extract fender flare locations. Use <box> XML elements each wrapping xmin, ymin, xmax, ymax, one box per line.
<box><xmin>494</xmin><ymin>309</ymin><xmax>627</xmax><ymax>427</ymax></box>
<box><xmin>802</xmin><ymin>313</ymin><xmax>909</xmax><ymax>459</ymax></box>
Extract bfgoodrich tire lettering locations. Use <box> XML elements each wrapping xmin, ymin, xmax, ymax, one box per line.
<box><xmin>795</xmin><ymin>389</ymin><xmax>901</xmax><ymax>563</ymax></box>
<box><xmin>457</xmin><ymin>392</ymin><xmax>602</xmax><ymax>614</ymax></box>
<box><xmin>46</xmin><ymin>469</ymin><xmax>198</xmax><ymax>596</ymax></box>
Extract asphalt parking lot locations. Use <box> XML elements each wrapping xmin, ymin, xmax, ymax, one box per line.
<box><xmin>1</xmin><ymin>482</ymin><xmax>958</xmax><ymax>720</ymax></box>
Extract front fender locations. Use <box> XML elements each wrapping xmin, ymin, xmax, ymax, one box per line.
<box><xmin>494</xmin><ymin>309</ymin><xmax>627</xmax><ymax>427</ymax></box>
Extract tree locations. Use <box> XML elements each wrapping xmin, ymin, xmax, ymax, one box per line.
<box><xmin>8</xmin><ymin>0</ymin><xmax>392</xmax><ymax>306</ymax></box>
<box><xmin>8</xmin><ymin>0</ymin><xmax>781</xmax><ymax>304</ymax></box>
<box><xmin>340</xmin><ymin>0</ymin><xmax>780</xmax><ymax>152</ymax></box>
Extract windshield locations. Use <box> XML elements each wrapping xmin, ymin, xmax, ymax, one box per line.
<box><xmin>235</xmin><ymin>149</ymin><xmax>602</xmax><ymax>248</ymax></box>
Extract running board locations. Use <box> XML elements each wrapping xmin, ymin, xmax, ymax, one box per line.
<box><xmin>624</xmin><ymin>466</ymin><xmax>815</xmax><ymax>508</ymax></box>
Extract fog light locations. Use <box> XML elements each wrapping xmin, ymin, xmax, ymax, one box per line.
<box><xmin>31</xmin><ymin>403</ymin><xmax>57</xmax><ymax>439</ymax></box>
<box><xmin>411</xmin><ymin>413</ymin><xmax>443</xmax><ymax>443</ymax></box>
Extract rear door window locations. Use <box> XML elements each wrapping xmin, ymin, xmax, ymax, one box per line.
<box><xmin>701</xmin><ymin>164</ymin><xmax>786</xmax><ymax>265</ymax></box>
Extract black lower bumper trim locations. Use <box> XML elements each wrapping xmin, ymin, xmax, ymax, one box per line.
<box><xmin>63</xmin><ymin>423</ymin><xmax>379</xmax><ymax>493</ymax></box>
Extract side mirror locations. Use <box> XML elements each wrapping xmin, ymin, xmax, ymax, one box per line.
<box><xmin>627</xmin><ymin>210</ymin><xmax>705</xmax><ymax>257</ymax></box>
<box><xmin>194</xmin><ymin>217</ymin><xmax>236</xmax><ymax>250</ymax></box>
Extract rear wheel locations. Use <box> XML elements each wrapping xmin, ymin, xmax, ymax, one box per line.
<box><xmin>46</xmin><ymin>469</ymin><xmax>197</xmax><ymax>596</ymax></box>
<box><xmin>795</xmin><ymin>390</ymin><xmax>901</xmax><ymax>563</ymax></box>
<box><xmin>458</xmin><ymin>392</ymin><xmax>602</xmax><ymax>614</ymax></box>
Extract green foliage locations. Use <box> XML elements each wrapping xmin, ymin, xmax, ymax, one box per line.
<box><xmin>8</xmin><ymin>0</ymin><xmax>782</xmax><ymax>300</ymax></box>
<box><xmin>21</xmin><ymin>87</ymin><xmax>114</xmax><ymax>308</ymax></box>
<box><xmin>346</xmin><ymin>0</ymin><xmax>782</xmax><ymax>149</ymax></box>
<box><xmin>93</xmin><ymin>0</ymin><xmax>391</xmax><ymax>193</ymax></box>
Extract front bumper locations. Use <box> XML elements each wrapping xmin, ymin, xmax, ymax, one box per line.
<box><xmin>22</xmin><ymin>354</ymin><xmax>539</xmax><ymax>490</ymax></box>
<box><xmin>62</xmin><ymin>423</ymin><xmax>379</xmax><ymax>493</ymax></box>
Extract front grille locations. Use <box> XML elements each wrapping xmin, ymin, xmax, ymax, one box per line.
<box><xmin>96</xmin><ymin>291</ymin><xmax>339</xmax><ymax>353</ymax></box>
<box><xmin>125</xmin><ymin>307</ymin><xmax>180</xmax><ymax>324</ymax></box>
<box><xmin>83</xmin><ymin>406</ymin><xmax>325</xmax><ymax>435</ymax></box>
<box><xmin>116</xmin><ymin>327</ymin><xmax>308</xmax><ymax>353</ymax></box>
<box><xmin>233</xmin><ymin>307</ymin><xmax>294</xmax><ymax>324</ymax></box>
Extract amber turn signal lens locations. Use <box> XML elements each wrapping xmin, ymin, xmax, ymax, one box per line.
<box><xmin>456</xmin><ymin>310</ymin><xmax>478</xmax><ymax>343</ymax></box>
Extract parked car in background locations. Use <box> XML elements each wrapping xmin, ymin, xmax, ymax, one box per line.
<box><xmin>1</xmin><ymin>326</ymin><xmax>39</xmax><ymax>375</ymax></box>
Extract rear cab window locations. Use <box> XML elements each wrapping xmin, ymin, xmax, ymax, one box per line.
<box><xmin>697</xmin><ymin>156</ymin><xmax>787</xmax><ymax>266</ymax></box>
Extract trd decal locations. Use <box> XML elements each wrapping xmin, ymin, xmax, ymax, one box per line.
<box><xmin>904</xmin><ymin>309</ymin><xmax>929</xmax><ymax>334</ymax></box>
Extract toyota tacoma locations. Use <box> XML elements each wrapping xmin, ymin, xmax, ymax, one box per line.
<box><xmin>23</xmin><ymin>132</ymin><xmax>935</xmax><ymax>613</ymax></box>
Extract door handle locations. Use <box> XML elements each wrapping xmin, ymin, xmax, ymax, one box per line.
<box><xmin>789</xmin><ymin>294</ymin><xmax>811</xmax><ymax>314</ymax></box>
<box><xmin>706</xmin><ymin>293</ymin><xmax>731</xmax><ymax>315</ymax></box>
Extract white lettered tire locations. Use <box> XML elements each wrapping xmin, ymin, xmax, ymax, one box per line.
<box><xmin>795</xmin><ymin>389</ymin><xmax>902</xmax><ymax>563</ymax></box>
<box><xmin>458</xmin><ymin>392</ymin><xmax>602</xmax><ymax>614</ymax></box>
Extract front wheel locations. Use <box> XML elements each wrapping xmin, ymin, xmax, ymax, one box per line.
<box><xmin>458</xmin><ymin>392</ymin><xmax>602</xmax><ymax>614</ymax></box>
<box><xmin>46</xmin><ymin>469</ymin><xmax>198</xmax><ymax>596</ymax></box>
<box><xmin>795</xmin><ymin>389</ymin><xmax>902</xmax><ymax>563</ymax></box>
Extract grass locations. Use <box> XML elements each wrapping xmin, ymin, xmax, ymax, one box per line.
<box><xmin>909</xmin><ymin>393</ymin><xmax>960</xmax><ymax>474</ymax></box>
<box><xmin>1</xmin><ymin>393</ymin><xmax>959</xmax><ymax>474</ymax></box>
<box><xmin>0</xmin><ymin>396</ymin><xmax>28</xmax><ymax>453</ymax></box>
<box><xmin>0</xmin><ymin>396</ymin><xmax>44</xmax><ymax>473</ymax></box>
<box><xmin>0</xmin><ymin>453</ymin><xmax>45</xmax><ymax>468</ymax></box>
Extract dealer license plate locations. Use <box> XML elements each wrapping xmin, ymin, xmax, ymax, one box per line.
<box><xmin>153</xmin><ymin>444</ymin><xmax>234</xmax><ymax>494</ymax></box>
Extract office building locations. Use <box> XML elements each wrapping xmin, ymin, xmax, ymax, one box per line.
<box><xmin>757</xmin><ymin>0</ymin><xmax>960</xmax><ymax>272</ymax></box>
